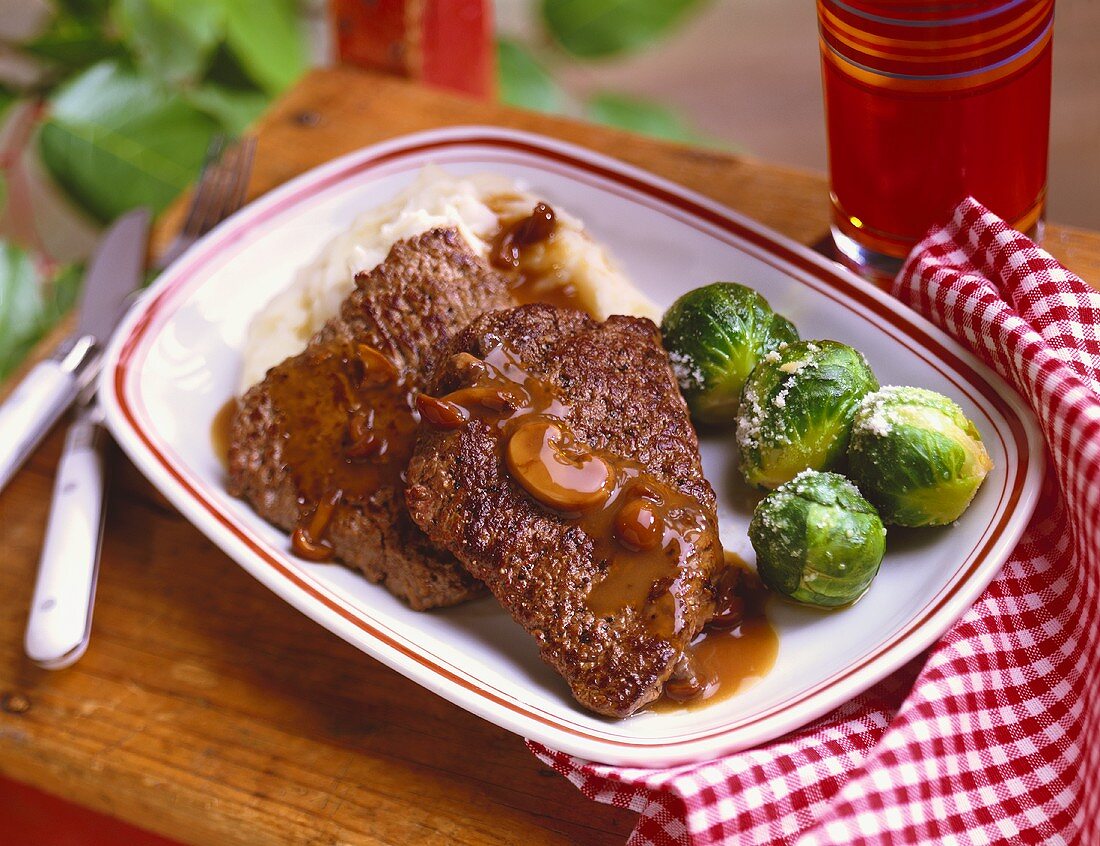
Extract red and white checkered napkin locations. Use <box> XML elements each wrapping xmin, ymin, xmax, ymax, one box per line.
<box><xmin>529</xmin><ymin>198</ymin><xmax>1100</xmax><ymax>845</ymax></box>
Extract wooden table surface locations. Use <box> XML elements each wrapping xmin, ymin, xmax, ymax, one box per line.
<box><xmin>2</xmin><ymin>67</ymin><xmax>1098</xmax><ymax>846</ymax></box>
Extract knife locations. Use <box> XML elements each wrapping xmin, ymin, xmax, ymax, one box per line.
<box><xmin>23</xmin><ymin>389</ymin><xmax>107</xmax><ymax>669</ymax></box>
<box><xmin>19</xmin><ymin>209</ymin><xmax>151</xmax><ymax>670</ymax></box>
<box><xmin>0</xmin><ymin>208</ymin><xmax>151</xmax><ymax>494</ymax></box>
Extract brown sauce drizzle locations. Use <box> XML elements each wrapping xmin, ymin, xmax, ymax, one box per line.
<box><xmin>291</xmin><ymin>490</ymin><xmax>342</xmax><ymax>561</ymax></box>
<box><xmin>492</xmin><ymin>201</ymin><xmax>556</xmax><ymax>269</ymax></box>
<box><xmin>211</xmin><ymin>398</ymin><xmax>237</xmax><ymax>471</ymax></box>
<box><xmin>648</xmin><ymin>553</ymin><xmax>778</xmax><ymax>713</ymax></box>
<box><xmin>583</xmin><ymin>471</ymin><xmax>711</xmax><ymax>642</ymax></box>
<box><xmin>261</xmin><ymin>340</ymin><xmax>418</xmax><ymax>558</ymax></box>
<box><xmin>489</xmin><ymin>202</ymin><xmax>583</xmax><ymax>312</ymax></box>
<box><xmin>418</xmin><ymin>344</ymin><xmax>713</xmax><ymax>644</ymax></box>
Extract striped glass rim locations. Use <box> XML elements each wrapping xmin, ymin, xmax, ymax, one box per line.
<box><xmin>818</xmin><ymin>0</ymin><xmax>1054</xmax><ymax>80</ymax></box>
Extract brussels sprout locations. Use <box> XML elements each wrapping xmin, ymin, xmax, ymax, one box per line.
<box><xmin>848</xmin><ymin>386</ymin><xmax>994</xmax><ymax>526</ymax></box>
<box><xmin>736</xmin><ymin>339</ymin><xmax>878</xmax><ymax>489</ymax></box>
<box><xmin>661</xmin><ymin>282</ymin><xmax>799</xmax><ymax>425</ymax></box>
<box><xmin>749</xmin><ymin>470</ymin><xmax>886</xmax><ymax>608</ymax></box>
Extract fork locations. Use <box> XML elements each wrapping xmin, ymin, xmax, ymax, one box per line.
<box><xmin>154</xmin><ymin>134</ymin><xmax>257</xmax><ymax>272</ymax></box>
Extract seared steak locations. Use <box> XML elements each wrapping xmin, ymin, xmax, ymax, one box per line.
<box><xmin>228</xmin><ymin>228</ymin><xmax>511</xmax><ymax>610</ymax></box>
<box><xmin>405</xmin><ymin>304</ymin><xmax>724</xmax><ymax>716</ymax></box>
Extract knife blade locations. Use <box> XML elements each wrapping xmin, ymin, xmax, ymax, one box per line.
<box><xmin>0</xmin><ymin>208</ymin><xmax>151</xmax><ymax>494</ymax></box>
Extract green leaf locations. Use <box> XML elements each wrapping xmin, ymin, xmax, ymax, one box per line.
<box><xmin>541</xmin><ymin>0</ymin><xmax>709</xmax><ymax>58</ymax></box>
<box><xmin>0</xmin><ymin>243</ymin><xmax>81</xmax><ymax>380</ymax></box>
<box><xmin>204</xmin><ymin>41</ymin><xmax>257</xmax><ymax>91</ymax></box>
<box><xmin>496</xmin><ymin>39</ymin><xmax>566</xmax><ymax>114</ymax></box>
<box><xmin>186</xmin><ymin>83</ymin><xmax>268</xmax><ymax>135</ymax></box>
<box><xmin>38</xmin><ymin>61</ymin><xmax>220</xmax><ymax>222</ymax></box>
<box><xmin>20</xmin><ymin>13</ymin><xmax>126</xmax><ymax>72</ymax></box>
<box><xmin>222</xmin><ymin>0</ymin><xmax>307</xmax><ymax>94</ymax></box>
<box><xmin>113</xmin><ymin>0</ymin><xmax>225</xmax><ymax>86</ymax></box>
<box><xmin>55</xmin><ymin>0</ymin><xmax>111</xmax><ymax>23</ymax></box>
<box><xmin>585</xmin><ymin>92</ymin><xmax>704</xmax><ymax>144</ymax></box>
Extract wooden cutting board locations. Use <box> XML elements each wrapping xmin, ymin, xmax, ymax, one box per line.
<box><xmin>1</xmin><ymin>67</ymin><xmax>1097</xmax><ymax>846</ymax></box>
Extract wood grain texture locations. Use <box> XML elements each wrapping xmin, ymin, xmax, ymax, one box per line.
<box><xmin>1</xmin><ymin>66</ymin><xmax>1098</xmax><ymax>846</ymax></box>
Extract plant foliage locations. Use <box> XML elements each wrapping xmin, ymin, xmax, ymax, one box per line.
<box><xmin>0</xmin><ymin>0</ymin><xmax>307</xmax><ymax>374</ymax></box>
<box><xmin>541</xmin><ymin>0</ymin><xmax>709</xmax><ymax>59</ymax></box>
<box><xmin>0</xmin><ymin>244</ymin><xmax>81</xmax><ymax>378</ymax></box>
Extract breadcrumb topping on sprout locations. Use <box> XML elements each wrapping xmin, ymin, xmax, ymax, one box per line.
<box><xmin>749</xmin><ymin>471</ymin><xmax>886</xmax><ymax>608</ymax></box>
<box><xmin>736</xmin><ymin>339</ymin><xmax>878</xmax><ymax>490</ymax></box>
<box><xmin>848</xmin><ymin>386</ymin><xmax>993</xmax><ymax>526</ymax></box>
<box><xmin>660</xmin><ymin>282</ymin><xmax>798</xmax><ymax>427</ymax></box>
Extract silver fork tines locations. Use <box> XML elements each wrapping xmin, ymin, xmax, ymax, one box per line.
<box><xmin>156</xmin><ymin>135</ymin><xmax>257</xmax><ymax>272</ymax></box>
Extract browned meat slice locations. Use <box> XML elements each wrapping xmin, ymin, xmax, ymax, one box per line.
<box><xmin>228</xmin><ymin>228</ymin><xmax>512</xmax><ymax>610</ymax></box>
<box><xmin>405</xmin><ymin>304</ymin><xmax>725</xmax><ymax>716</ymax></box>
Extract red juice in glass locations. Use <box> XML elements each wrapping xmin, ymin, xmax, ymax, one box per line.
<box><xmin>818</xmin><ymin>0</ymin><xmax>1053</xmax><ymax>275</ymax></box>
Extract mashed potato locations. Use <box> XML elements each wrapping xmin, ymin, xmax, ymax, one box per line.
<box><xmin>239</xmin><ymin>166</ymin><xmax>661</xmax><ymax>391</ymax></box>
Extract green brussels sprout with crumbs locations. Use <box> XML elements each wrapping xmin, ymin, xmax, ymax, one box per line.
<box><xmin>848</xmin><ymin>386</ymin><xmax>994</xmax><ymax>526</ymax></box>
<box><xmin>736</xmin><ymin>339</ymin><xmax>878</xmax><ymax>489</ymax></box>
<box><xmin>749</xmin><ymin>470</ymin><xmax>886</xmax><ymax>608</ymax></box>
<box><xmin>661</xmin><ymin>282</ymin><xmax>799</xmax><ymax>425</ymax></box>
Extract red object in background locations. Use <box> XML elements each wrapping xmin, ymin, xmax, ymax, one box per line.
<box><xmin>819</xmin><ymin>0</ymin><xmax>1053</xmax><ymax>261</ymax></box>
<box><xmin>331</xmin><ymin>0</ymin><xmax>493</xmax><ymax>98</ymax></box>
<box><xmin>0</xmin><ymin>776</ymin><xmax>182</xmax><ymax>846</ymax></box>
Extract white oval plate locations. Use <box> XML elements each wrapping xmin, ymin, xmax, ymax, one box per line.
<box><xmin>99</xmin><ymin>127</ymin><xmax>1044</xmax><ymax>766</ymax></box>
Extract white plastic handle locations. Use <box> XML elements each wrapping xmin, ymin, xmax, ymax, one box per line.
<box><xmin>24</xmin><ymin>412</ymin><xmax>106</xmax><ymax>669</ymax></box>
<box><xmin>0</xmin><ymin>359</ymin><xmax>78</xmax><ymax>492</ymax></box>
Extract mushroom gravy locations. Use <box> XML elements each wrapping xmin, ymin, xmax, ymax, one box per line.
<box><xmin>216</xmin><ymin>338</ymin><xmax>776</xmax><ymax>709</ymax></box>
<box><xmin>647</xmin><ymin>553</ymin><xmax>777</xmax><ymax>713</ymax></box>
<box><xmin>250</xmin><ymin>340</ymin><xmax>418</xmax><ymax>561</ymax></box>
<box><xmin>418</xmin><ymin>344</ymin><xmax>774</xmax><ymax>706</ymax></box>
<box><xmin>215</xmin><ymin>210</ymin><xmax>775</xmax><ymax>711</ymax></box>
<box><xmin>489</xmin><ymin>202</ymin><xmax>582</xmax><ymax>312</ymax></box>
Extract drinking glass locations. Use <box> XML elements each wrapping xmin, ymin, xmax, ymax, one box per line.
<box><xmin>818</xmin><ymin>0</ymin><xmax>1054</xmax><ymax>278</ymax></box>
